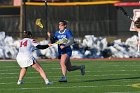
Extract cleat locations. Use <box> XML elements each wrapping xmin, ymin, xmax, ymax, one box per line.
<box><xmin>46</xmin><ymin>82</ymin><xmax>53</xmax><ymax>85</ymax></box>
<box><xmin>80</xmin><ymin>65</ymin><xmax>85</xmax><ymax>75</ymax></box>
<box><xmin>59</xmin><ymin>76</ymin><xmax>67</xmax><ymax>82</ymax></box>
<box><xmin>17</xmin><ymin>80</ymin><xmax>23</xmax><ymax>85</ymax></box>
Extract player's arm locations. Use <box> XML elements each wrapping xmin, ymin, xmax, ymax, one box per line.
<box><xmin>36</xmin><ymin>44</ymin><xmax>50</xmax><ymax>49</ymax></box>
<box><xmin>64</xmin><ymin>37</ymin><xmax>74</xmax><ymax>47</ymax></box>
<box><xmin>32</xmin><ymin>39</ymin><xmax>50</xmax><ymax>49</ymax></box>
<box><xmin>134</xmin><ymin>27</ymin><xmax>140</xmax><ymax>32</ymax></box>
<box><xmin>64</xmin><ymin>30</ymin><xmax>74</xmax><ymax>47</ymax></box>
<box><xmin>47</xmin><ymin>31</ymin><xmax>57</xmax><ymax>43</ymax></box>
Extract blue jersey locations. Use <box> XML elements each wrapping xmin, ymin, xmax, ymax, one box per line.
<box><xmin>54</xmin><ymin>29</ymin><xmax>73</xmax><ymax>57</ymax></box>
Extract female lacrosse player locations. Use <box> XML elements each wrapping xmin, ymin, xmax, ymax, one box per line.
<box><xmin>16</xmin><ymin>31</ymin><xmax>52</xmax><ymax>85</ymax></box>
<box><xmin>134</xmin><ymin>17</ymin><xmax>140</xmax><ymax>52</ymax></box>
<box><xmin>48</xmin><ymin>20</ymin><xmax>85</xmax><ymax>82</ymax></box>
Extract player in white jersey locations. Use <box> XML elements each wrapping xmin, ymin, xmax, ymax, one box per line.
<box><xmin>16</xmin><ymin>31</ymin><xmax>52</xmax><ymax>85</ymax></box>
<box><xmin>134</xmin><ymin>17</ymin><xmax>140</xmax><ymax>52</ymax></box>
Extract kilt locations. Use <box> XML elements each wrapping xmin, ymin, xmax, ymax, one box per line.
<box><xmin>16</xmin><ymin>53</ymin><xmax>36</xmax><ymax>68</ymax></box>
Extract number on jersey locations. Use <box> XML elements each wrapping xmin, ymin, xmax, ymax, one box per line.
<box><xmin>20</xmin><ymin>40</ymin><xmax>28</xmax><ymax>47</ymax></box>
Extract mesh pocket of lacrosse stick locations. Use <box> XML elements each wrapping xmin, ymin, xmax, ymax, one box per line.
<box><xmin>55</xmin><ymin>37</ymin><xmax>68</xmax><ymax>44</ymax></box>
<box><xmin>35</xmin><ymin>18</ymin><xmax>44</xmax><ymax>29</ymax></box>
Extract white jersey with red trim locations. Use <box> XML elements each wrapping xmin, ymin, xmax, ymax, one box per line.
<box><xmin>18</xmin><ymin>38</ymin><xmax>38</xmax><ymax>54</ymax></box>
<box><xmin>16</xmin><ymin>38</ymin><xmax>39</xmax><ymax>67</ymax></box>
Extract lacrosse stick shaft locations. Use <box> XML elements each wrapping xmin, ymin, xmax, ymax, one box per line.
<box><xmin>117</xmin><ymin>6</ymin><xmax>135</xmax><ymax>22</ymax></box>
<box><xmin>44</xmin><ymin>0</ymin><xmax>48</xmax><ymax>33</ymax></box>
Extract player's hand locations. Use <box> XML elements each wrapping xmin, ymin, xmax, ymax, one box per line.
<box><xmin>134</xmin><ymin>27</ymin><xmax>140</xmax><ymax>32</ymax></box>
<box><xmin>47</xmin><ymin>31</ymin><xmax>51</xmax><ymax>38</ymax></box>
<box><xmin>48</xmin><ymin>43</ymin><xmax>53</xmax><ymax>47</ymax></box>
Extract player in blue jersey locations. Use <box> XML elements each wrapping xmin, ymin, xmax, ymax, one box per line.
<box><xmin>48</xmin><ymin>20</ymin><xmax>85</xmax><ymax>82</ymax></box>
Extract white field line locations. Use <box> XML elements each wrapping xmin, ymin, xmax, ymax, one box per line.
<box><xmin>0</xmin><ymin>71</ymin><xmax>131</xmax><ymax>76</ymax></box>
<box><xmin>0</xmin><ymin>67</ymin><xmax>60</xmax><ymax>70</ymax></box>
<box><xmin>94</xmin><ymin>74</ymin><xmax>131</xmax><ymax>76</ymax></box>
<box><xmin>97</xmin><ymin>67</ymin><xmax>140</xmax><ymax>69</ymax></box>
<box><xmin>102</xmin><ymin>65</ymin><xmax>140</xmax><ymax>67</ymax></box>
<box><xmin>1</xmin><ymin>66</ymin><xmax>140</xmax><ymax>72</ymax></box>
<box><xmin>0</xmin><ymin>74</ymin><xmax>133</xmax><ymax>80</ymax></box>
<box><xmin>0</xmin><ymin>69</ymin><xmax>139</xmax><ymax>75</ymax></box>
<box><xmin>1</xmin><ymin>64</ymin><xmax>140</xmax><ymax>68</ymax></box>
<box><xmin>0</xmin><ymin>78</ymin><xmax>136</xmax><ymax>85</ymax></box>
<box><xmin>86</xmin><ymin>70</ymin><xmax>140</xmax><ymax>72</ymax></box>
<box><xmin>105</xmin><ymin>91</ymin><xmax>140</xmax><ymax>93</ymax></box>
<box><xmin>43</xmin><ymin>64</ymin><xmax>140</xmax><ymax>67</ymax></box>
<box><xmin>0</xmin><ymin>85</ymin><xmax>131</xmax><ymax>90</ymax></box>
<box><xmin>0</xmin><ymin>74</ymin><xmax>61</xmax><ymax>78</ymax></box>
<box><xmin>0</xmin><ymin>68</ymin><xmax>139</xmax><ymax>73</ymax></box>
<box><xmin>0</xmin><ymin>70</ymin><xmax>60</xmax><ymax>73</ymax></box>
<box><xmin>0</xmin><ymin>69</ymin><xmax>19</xmax><ymax>72</ymax></box>
<box><xmin>0</xmin><ymin>71</ymin><xmax>60</xmax><ymax>75</ymax></box>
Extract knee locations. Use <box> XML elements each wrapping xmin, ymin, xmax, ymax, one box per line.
<box><xmin>60</xmin><ymin>62</ymin><xmax>66</xmax><ymax>67</ymax></box>
<box><xmin>21</xmin><ymin>67</ymin><xmax>27</xmax><ymax>70</ymax></box>
<box><xmin>67</xmin><ymin>67</ymin><xmax>72</xmax><ymax>72</ymax></box>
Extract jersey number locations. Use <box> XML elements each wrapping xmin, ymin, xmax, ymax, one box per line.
<box><xmin>20</xmin><ymin>40</ymin><xmax>28</xmax><ymax>47</ymax></box>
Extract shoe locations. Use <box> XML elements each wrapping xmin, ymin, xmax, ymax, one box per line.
<box><xmin>46</xmin><ymin>82</ymin><xmax>53</xmax><ymax>85</ymax></box>
<box><xmin>80</xmin><ymin>65</ymin><xmax>85</xmax><ymax>75</ymax></box>
<box><xmin>59</xmin><ymin>76</ymin><xmax>67</xmax><ymax>82</ymax></box>
<box><xmin>17</xmin><ymin>80</ymin><xmax>23</xmax><ymax>85</ymax></box>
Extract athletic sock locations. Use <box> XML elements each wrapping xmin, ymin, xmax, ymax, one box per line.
<box><xmin>44</xmin><ymin>79</ymin><xmax>49</xmax><ymax>84</ymax></box>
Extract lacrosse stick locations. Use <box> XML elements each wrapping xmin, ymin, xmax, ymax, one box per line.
<box><xmin>53</xmin><ymin>37</ymin><xmax>68</xmax><ymax>45</ymax></box>
<box><xmin>116</xmin><ymin>6</ymin><xmax>134</xmax><ymax>22</ymax></box>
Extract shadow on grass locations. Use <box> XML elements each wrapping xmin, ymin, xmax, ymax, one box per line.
<box><xmin>84</xmin><ymin>76</ymin><xmax>140</xmax><ymax>82</ymax></box>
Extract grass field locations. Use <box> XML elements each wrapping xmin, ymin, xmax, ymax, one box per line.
<box><xmin>1</xmin><ymin>59</ymin><xmax>140</xmax><ymax>93</ymax></box>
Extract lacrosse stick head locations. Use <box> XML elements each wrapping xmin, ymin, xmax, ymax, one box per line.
<box><xmin>55</xmin><ymin>37</ymin><xmax>68</xmax><ymax>44</ymax></box>
<box><xmin>35</xmin><ymin>18</ymin><xmax>44</xmax><ymax>29</ymax></box>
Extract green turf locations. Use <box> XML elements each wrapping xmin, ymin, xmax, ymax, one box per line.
<box><xmin>1</xmin><ymin>59</ymin><xmax>140</xmax><ymax>93</ymax></box>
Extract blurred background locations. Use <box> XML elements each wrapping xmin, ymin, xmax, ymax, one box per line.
<box><xmin>0</xmin><ymin>0</ymin><xmax>140</xmax><ymax>59</ymax></box>
<box><xmin>0</xmin><ymin>0</ymin><xmax>139</xmax><ymax>39</ymax></box>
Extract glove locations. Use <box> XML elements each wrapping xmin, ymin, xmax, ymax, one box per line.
<box><xmin>134</xmin><ymin>17</ymin><xmax>140</xmax><ymax>28</ymax></box>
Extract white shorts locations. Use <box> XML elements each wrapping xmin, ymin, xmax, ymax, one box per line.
<box><xmin>16</xmin><ymin>53</ymin><xmax>36</xmax><ymax>68</ymax></box>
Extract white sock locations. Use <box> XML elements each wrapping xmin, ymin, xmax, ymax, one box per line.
<box><xmin>45</xmin><ymin>79</ymin><xmax>49</xmax><ymax>84</ymax></box>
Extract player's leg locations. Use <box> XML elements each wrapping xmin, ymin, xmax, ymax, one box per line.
<box><xmin>17</xmin><ymin>67</ymin><xmax>27</xmax><ymax>85</ymax></box>
<box><xmin>59</xmin><ymin>54</ymin><xmax>68</xmax><ymax>82</ymax></box>
<box><xmin>65</xmin><ymin>56</ymin><xmax>85</xmax><ymax>75</ymax></box>
<box><xmin>32</xmin><ymin>60</ymin><xmax>52</xmax><ymax>85</ymax></box>
<box><xmin>66</xmin><ymin>57</ymin><xmax>80</xmax><ymax>71</ymax></box>
<box><xmin>60</xmin><ymin>54</ymin><xmax>67</xmax><ymax>76</ymax></box>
